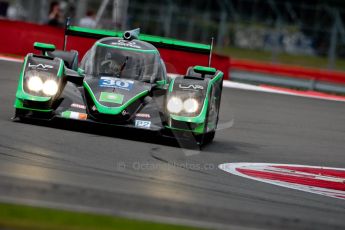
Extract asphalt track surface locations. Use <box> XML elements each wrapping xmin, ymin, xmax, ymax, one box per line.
<box><xmin>1</xmin><ymin>60</ymin><xmax>345</xmax><ymax>229</ymax></box>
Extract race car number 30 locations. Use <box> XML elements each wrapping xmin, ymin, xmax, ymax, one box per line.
<box><xmin>99</xmin><ymin>77</ymin><xmax>134</xmax><ymax>91</ymax></box>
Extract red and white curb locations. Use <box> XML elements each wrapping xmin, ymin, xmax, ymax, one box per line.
<box><xmin>2</xmin><ymin>56</ymin><xmax>345</xmax><ymax>103</ymax></box>
<box><xmin>219</xmin><ymin>163</ymin><xmax>345</xmax><ymax>200</ymax></box>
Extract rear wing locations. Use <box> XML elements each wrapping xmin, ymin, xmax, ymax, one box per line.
<box><xmin>65</xmin><ymin>25</ymin><xmax>211</xmax><ymax>54</ymax></box>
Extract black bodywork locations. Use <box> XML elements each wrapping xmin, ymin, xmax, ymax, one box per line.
<box><xmin>14</xmin><ymin>28</ymin><xmax>224</xmax><ymax>145</ymax></box>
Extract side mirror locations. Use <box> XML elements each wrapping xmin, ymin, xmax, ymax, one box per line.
<box><xmin>65</xmin><ymin>68</ymin><xmax>84</xmax><ymax>85</ymax></box>
<box><xmin>78</xmin><ymin>68</ymin><xmax>85</xmax><ymax>75</ymax></box>
<box><xmin>34</xmin><ymin>42</ymin><xmax>56</xmax><ymax>55</ymax></box>
<box><xmin>193</xmin><ymin>65</ymin><xmax>217</xmax><ymax>75</ymax></box>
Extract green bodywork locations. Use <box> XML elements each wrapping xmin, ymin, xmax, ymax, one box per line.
<box><xmin>168</xmin><ymin>77</ymin><xmax>176</xmax><ymax>92</ymax></box>
<box><xmin>156</xmin><ymin>79</ymin><xmax>167</xmax><ymax>87</ymax></box>
<box><xmin>83</xmin><ymin>81</ymin><xmax>149</xmax><ymax>115</ymax></box>
<box><xmin>34</xmin><ymin>42</ymin><xmax>56</xmax><ymax>52</ymax></box>
<box><xmin>165</xmin><ymin>122</ymin><xmax>205</xmax><ymax>134</ymax></box>
<box><xmin>14</xmin><ymin>55</ymin><xmax>64</xmax><ymax>112</ymax></box>
<box><xmin>67</xmin><ymin>26</ymin><xmax>211</xmax><ymax>53</ymax></box>
<box><xmin>193</xmin><ymin>65</ymin><xmax>217</xmax><ymax>74</ymax></box>
<box><xmin>77</xmin><ymin>68</ymin><xmax>85</xmax><ymax>75</ymax></box>
<box><xmin>166</xmin><ymin>71</ymin><xmax>223</xmax><ymax>133</ymax></box>
<box><xmin>14</xmin><ymin>33</ymin><xmax>220</xmax><ymax>137</ymax></box>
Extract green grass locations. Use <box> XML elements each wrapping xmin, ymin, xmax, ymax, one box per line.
<box><xmin>216</xmin><ymin>46</ymin><xmax>345</xmax><ymax>72</ymax></box>
<box><xmin>0</xmin><ymin>203</ymin><xmax>200</xmax><ymax>230</ymax></box>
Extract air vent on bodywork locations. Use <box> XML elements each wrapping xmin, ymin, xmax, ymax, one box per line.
<box><xmin>23</xmin><ymin>99</ymin><xmax>52</xmax><ymax>110</ymax></box>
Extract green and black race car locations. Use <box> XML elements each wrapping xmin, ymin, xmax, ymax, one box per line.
<box><xmin>14</xmin><ymin>25</ymin><xmax>223</xmax><ymax>145</ymax></box>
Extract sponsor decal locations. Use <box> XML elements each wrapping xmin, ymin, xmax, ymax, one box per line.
<box><xmin>111</xmin><ymin>40</ymin><xmax>142</xmax><ymax>49</ymax></box>
<box><xmin>135</xmin><ymin>120</ymin><xmax>151</xmax><ymax>129</ymax></box>
<box><xmin>99</xmin><ymin>77</ymin><xmax>134</xmax><ymax>91</ymax></box>
<box><xmin>178</xmin><ymin>84</ymin><xmax>204</xmax><ymax>90</ymax></box>
<box><xmin>71</xmin><ymin>103</ymin><xmax>86</xmax><ymax>110</ymax></box>
<box><xmin>135</xmin><ymin>113</ymin><xmax>151</xmax><ymax>118</ymax></box>
<box><xmin>219</xmin><ymin>163</ymin><xmax>345</xmax><ymax>200</ymax></box>
<box><xmin>61</xmin><ymin>111</ymin><xmax>87</xmax><ymax>120</ymax></box>
<box><xmin>28</xmin><ymin>63</ymin><xmax>54</xmax><ymax>70</ymax></box>
<box><xmin>99</xmin><ymin>92</ymin><xmax>124</xmax><ymax>104</ymax></box>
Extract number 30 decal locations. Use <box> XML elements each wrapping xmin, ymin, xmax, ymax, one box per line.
<box><xmin>99</xmin><ymin>77</ymin><xmax>133</xmax><ymax>90</ymax></box>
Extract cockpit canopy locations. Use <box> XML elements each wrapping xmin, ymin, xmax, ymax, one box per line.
<box><xmin>81</xmin><ymin>37</ymin><xmax>166</xmax><ymax>83</ymax></box>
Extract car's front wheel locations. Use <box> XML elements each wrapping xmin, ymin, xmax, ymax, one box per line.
<box><xmin>195</xmin><ymin>131</ymin><xmax>215</xmax><ymax>146</ymax></box>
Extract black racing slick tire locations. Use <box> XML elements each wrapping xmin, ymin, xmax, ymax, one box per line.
<box><xmin>14</xmin><ymin>108</ymin><xmax>27</xmax><ymax>121</ymax></box>
<box><xmin>204</xmin><ymin>131</ymin><xmax>215</xmax><ymax>144</ymax></box>
<box><xmin>195</xmin><ymin>131</ymin><xmax>215</xmax><ymax>146</ymax></box>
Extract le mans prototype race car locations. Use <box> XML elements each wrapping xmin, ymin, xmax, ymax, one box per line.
<box><xmin>14</xmin><ymin>24</ymin><xmax>223</xmax><ymax>145</ymax></box>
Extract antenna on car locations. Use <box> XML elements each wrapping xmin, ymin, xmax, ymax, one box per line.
<box><xmin>208</xmin><ymin>37</ymin><xmax>214</xmax><ymax>67</ymax></box>
<box><xmin>63</xmin><ymin>17</ymin><xmax>71</xmax><ymax>51</ymax></box>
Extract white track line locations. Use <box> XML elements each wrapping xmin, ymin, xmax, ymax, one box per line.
<box><xmin>224</xmin><ymin>81</ymin><xmax>345</xmax><ymax>102</ymax></box>
<box><xmin>0</xmin><ymin>56</ymin><xmax>23</xmax><ymax>63</ymax></box>
<box><xmin>223</xmin><ymin>81</ymin><xmax>293</xmax><ymax>94</ymax></box>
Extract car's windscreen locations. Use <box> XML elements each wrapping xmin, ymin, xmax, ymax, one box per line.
<box><xmin>84</xmin><ymin>44</ymin><xmax>162</xmax><ymax>83</ymax></box>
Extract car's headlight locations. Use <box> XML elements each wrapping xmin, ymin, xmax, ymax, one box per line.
<box><xmin>183</xmin><ymin>98</ymin><xmax>199</xmax><ymax>113</ymax></box>
<box><xmin>27</xmin><ymin>76</ymin><xmax>43</xmax><ymax>92</ymax></box>
<box><xmin>167</xmin><ymin>97</ymin><xmax>183</xmax><ymax>113</ymax></box>
<box><xmin>42</xmin><ymin>80</ymin><xmax>58</xmax><ymax>96</ymax></box>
